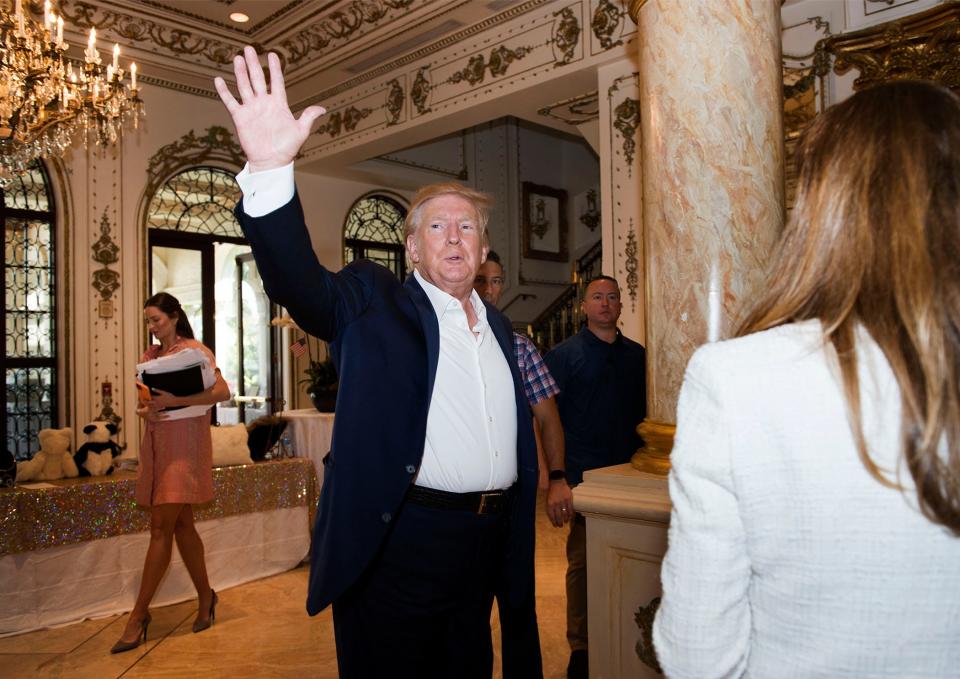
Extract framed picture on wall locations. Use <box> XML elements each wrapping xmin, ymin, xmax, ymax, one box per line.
<box><xmin>522</xmin><ymin>181</ymin><xmax>568</xmax><ymax>261</ymax></box>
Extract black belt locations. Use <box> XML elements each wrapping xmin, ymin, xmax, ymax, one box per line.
<box><xmin>406</xmin><ymin>484</ymin><xmax>514</xmax><ymax>515</ymax></box>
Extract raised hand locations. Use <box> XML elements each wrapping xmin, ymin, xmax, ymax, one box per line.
<box><xmin>214</xmin><ymin>46</ymin><xmax>326</xmax><ymax>172</ymax></box>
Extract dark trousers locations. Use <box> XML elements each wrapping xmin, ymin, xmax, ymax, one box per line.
<box><xmin>332</xmin><ymin>499</ymin><xmax>509</xmax><ymax>679</ymax></box>
<box><xmin>497</xmin><ymin>589</ymin><xmax>544</xmax><ymax>678</ymax></box>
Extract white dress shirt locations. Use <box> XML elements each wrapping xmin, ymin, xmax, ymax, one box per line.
<box><xmin>654</xmin><ymin>320</ymin><xmax>960</xmax><ymax>678</ymax></box>
<box><xmin>236</xmin><ymin>163</ymin><xmax>518</xmax><ymax>493</ymax></box>
<box><xmin>413</xmin><ymin>270</ymin><xmax>517</xmax><ymax>492</ymax></box>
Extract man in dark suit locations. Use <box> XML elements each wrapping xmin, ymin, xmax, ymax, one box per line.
<box><xmin>216</xmin><ymin>47</ymin><xmax>541</xmax><ymax>678</ymax></box>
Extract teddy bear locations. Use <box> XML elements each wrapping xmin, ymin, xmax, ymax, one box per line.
<box><xmin>16</xmin><ymin>427</ymin><xmax>77</xmax><ymax>482</ymax></box>
<box><xmin>74</xmin><ymin>421</ymin><xmax>122</xmax><ymax>477</ymax></box>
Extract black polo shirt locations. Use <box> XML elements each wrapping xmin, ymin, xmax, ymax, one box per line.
<box><xmin>544</xmin><ymin>326</ymin><xmax>646</xmax><ymax>485</ymax></box>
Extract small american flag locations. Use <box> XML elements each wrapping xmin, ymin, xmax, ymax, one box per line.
<box><xmin>290</xmin><ymin>337</ymin><xmax>308</xmax><ymax>358</ymax></box>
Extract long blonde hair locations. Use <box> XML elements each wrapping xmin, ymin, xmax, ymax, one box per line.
<box><xmin>739</xmin><ymin>80</ymin><xmax>960</xmax><ymax>535</ymax></box>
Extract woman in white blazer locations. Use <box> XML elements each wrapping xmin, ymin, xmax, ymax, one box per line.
<box><xmin>653</xmin><ymin>80</ymin><xmax>960</xmax><ymax>678</ymax></box>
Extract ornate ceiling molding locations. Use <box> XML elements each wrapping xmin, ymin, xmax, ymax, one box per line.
<box><xmin>279</xmin><ymin>0</ymin><xmax>422</xmax><ymax>68</ymax></box>
<box><xmin>135</xmin><ymin>1</ymin><xmax>309</xmax><ymax>35</ymax></box>
<box><xmin>816</xmin><ymin>2</ymin><xmax>960</xmax><ymax>92</ymax></box>
<box><xmin>302</xmin><ymin>0</ymin><xmax>554</xmax><ymax>106</ymax></box>
<box><xmin>537</xmin><ymin>90</ymin><xmax>599</xmax><ymax>125</ymax></box>
<box><xmin>60</xmin><ymin>0</ymin><xmax>240</xmax><ymax>66</ymax></box>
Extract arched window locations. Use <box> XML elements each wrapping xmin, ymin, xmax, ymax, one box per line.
<box><xmin>343</xmin><ymin>193</ymin><xmax>407</xmax><ymax>280</ymax></box>
<box><xmin>2</xmin><ymin>162</ymin><xmax>57</xmax><ymax>459</ymax></box>
<box><xmin>146</xmin><ymin>166</ymin><xmax>277</xmax><ymax>423</ymax></box>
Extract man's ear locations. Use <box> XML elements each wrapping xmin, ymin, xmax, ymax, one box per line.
<box><xmin>406</xmin><ymin>234</ymin><xmax>420</xmax><ymax>264</ymax></box>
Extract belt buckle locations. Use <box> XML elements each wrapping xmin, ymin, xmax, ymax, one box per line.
<box><xmin>478</xmin><ymin>492</ymin><xmax>496</xmax><ymax>515</ymax></box>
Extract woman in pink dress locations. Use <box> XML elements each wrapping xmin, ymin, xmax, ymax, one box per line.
<box><xmin>111</xmin><ymin>292</ymin><xmax>231</xmax><ymax>654</ymax></box>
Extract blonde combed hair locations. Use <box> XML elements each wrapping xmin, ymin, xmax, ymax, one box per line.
<box><xmin>738</xmin><ymin>80</ymin><xmax>960</xmax><ymax>535</ymax></box>
<box><xmin>403</xmin><ymin>183</ymin><xmax>493</xmax><ymax>242</ymax></box>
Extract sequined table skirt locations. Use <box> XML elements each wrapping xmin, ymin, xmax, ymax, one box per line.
<box><xmin>0</xmin><ymin>459</ymin><xmax>318</xmax><ymax>636</ymax></box>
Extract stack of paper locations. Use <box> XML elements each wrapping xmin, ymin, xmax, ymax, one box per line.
<box><xmin>136</xmin><ymin>348</ymin><xmax>216</xmax><ymax>421</ymax></box>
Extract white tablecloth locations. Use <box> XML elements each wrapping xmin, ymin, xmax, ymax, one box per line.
<box><xmin>0</xmin><ymin>506</ymin><xmax>309</xmax><ymax>636</ymax></box>
<box><xmin>279</xmin><ymin>409</ymin><xmax>335</xmax><ymax>482</ymax></box>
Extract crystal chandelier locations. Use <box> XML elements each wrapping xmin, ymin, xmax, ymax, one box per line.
<box><xmin>0</xmin><ymin>0</ymin><xmax>143</xmax><ymax>184</ymax></box>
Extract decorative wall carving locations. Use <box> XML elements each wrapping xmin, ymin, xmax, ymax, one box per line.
<box><xmin>146</xmin><ymin>126</ymin><xmax>245</xmax><ymax>197</ymax></box>
<box><xmin>447</xmin><ymin>45</ymin><xmax>534</xmax><ymax>86</ymax></box>
<box><xmin>634</xmin><ymin>596</ymin><xmax>663</xmax><ymax>674</ymax></box>
<box><xmin>411</xmin><ymin>66</ymin><xmax>432</xmax><ymax>114</ymax></box>
<box><xmin>91</xmin><ymin>210</ymin><xmax>119</xmax><ymax>301</ymax></box>
<box><xmin>384</xmin><ymin>78</ymin><xmax>404</xmax><ymax>125</ymax></box>
<box><xmin>592</xmin><ymin>0</ymin><xmax>625</xmax><ymax>50</ymax></box>
<box><xmin>538</xmin><ymin>90</ymin><xmax>599</xmax><ymax>125</ymax></box>
<box><xmin>316</xmin><ymin>105</ymin><xmax>375</xmax><ymax>138</ymax></box>
<box><xmin>613</xmin><ymin>96</ymin><xmax>640</xmax><ymax>172</ymax></box>
<box><xmin>624</xmin><ymin>224</ymin><xmax>639</xmax><ymax>308</ymax></box>
<box><xmin>816</xmin><ymin>3</ymin><xmax>960</xmax><ymax>92</ymax></box>
<box><xmin>553</xmin><ymin>6</ymin><xmax>581</xmax><ymax>65</ymax></box>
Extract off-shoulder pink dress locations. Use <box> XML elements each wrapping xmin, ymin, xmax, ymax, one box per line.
<box><xmin>136</xmin><ymin>337</ymin><xmax>216</xmax><ymax>507</ymax></box>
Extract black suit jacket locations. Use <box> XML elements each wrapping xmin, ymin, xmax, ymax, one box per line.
<box><xmin>238</xmin><ymin>194</ymin><xmax>538</xmax><ymax>614</ymax></box>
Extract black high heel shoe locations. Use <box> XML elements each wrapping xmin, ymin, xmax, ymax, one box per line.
<box><xmin>192</xmin><ymin>589</ymin><xmax>218</xmax><ymax>633</ymax></box>
<box><xmin>110</xmin><ymin>612</ymin><xmax>151</xmax><ymax>654</ymax></box>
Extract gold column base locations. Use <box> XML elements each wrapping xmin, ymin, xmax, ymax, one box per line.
<box><xmin>631</xmin><ymin>419</ymin><xmax>676</xmax><ymax>476</ymax></box>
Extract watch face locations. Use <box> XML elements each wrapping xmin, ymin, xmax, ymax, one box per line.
<box><xmin>549</xmin><ymin>470</ymin><xmax>566</xmax><ymax>480</ymax></box>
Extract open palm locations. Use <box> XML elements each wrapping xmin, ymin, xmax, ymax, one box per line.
<box><xmin>214</xmin><ymin>46</ymin><xmax>326</xmax><ymax>172</ymax></box>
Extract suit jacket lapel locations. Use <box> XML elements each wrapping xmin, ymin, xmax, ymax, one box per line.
<box><xmin>403</xmin><ymin>274</ymin><xmax>440</xmax><ymax>401</ymax></box>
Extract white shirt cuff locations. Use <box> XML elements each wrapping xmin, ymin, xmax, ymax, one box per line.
<box><xmin>236</xmin><ymin>162</ymin><xmax>295</xmax><ymax>218</ymax></box>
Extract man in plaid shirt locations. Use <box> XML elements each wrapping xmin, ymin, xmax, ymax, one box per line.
<box><xmin>475</xmin><ymin>251</ymin><xmax>574</xmax><ymax>525</ymax></box>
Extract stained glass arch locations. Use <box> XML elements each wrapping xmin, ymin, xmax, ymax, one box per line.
<box><xmin>343</xmin><ymin>193</ymin><xmax>408</xmax><ymax>280</ymax></box>
<box><xmin>146</xmin><ymin>166</ymin><xmax>243</xmax><ymax>237</ymax></box>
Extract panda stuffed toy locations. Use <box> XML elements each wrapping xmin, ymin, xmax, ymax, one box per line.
<box><xmin>74</xmin><ymin>421</ymin><xmax>121</xmax><ymax>477</ymax></box>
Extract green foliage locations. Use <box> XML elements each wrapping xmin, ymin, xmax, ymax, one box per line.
<box><xmin>299</xmin><ymin>358</ymin><xmax>338</xmax><ymax>395</ymax></box>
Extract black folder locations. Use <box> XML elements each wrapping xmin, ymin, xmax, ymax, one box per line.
<box><xmin>141</xmin><ymin>364</ymin><xmax>206</xmax><ymax>410</ymax></box>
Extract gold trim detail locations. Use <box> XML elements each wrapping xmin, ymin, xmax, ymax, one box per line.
<box><xmin>537</xmin><ymin>90</ymin><xmax>599</xmax><ymax>124</ymax></box>
<box><xmin>631</xmin><ymin>420</ymin><xmax>675</xmax><ymax>475</ymax></box>
<box><xmin>593</xmin><ymin>0</ymin><xmax>626</xmax><ymax>50</ymax></box>
<box><xmin>445</xmin><ymin>44</ymin><xmax>534</xmax><ymax>86</ymax></box>
<box><xmin>627</xmin><ymin>0</ymin><xmax>649</xmax><ymax>26</ymax></box>
<box><xmin>613</xmin><ymin>96</ymin><xmax>641</xmax><ymax>171</ymax></box>
<box><xmin>411</xmin><ymin>65</ymin><xmax>432</xmax><ymax>115</ymax></box>
<box><xmin>384</xmin><ymin>78</ymin><xmax>405</xmax><ymax>125</ymax></box>
<box><xmin>816</xmin><ymin>2</ymin><xmax>960</xmax><ymax>92</ymax></box>
<box><xmin>634</xmin><ymin>596</ymin><xmax>663</xmax><ymax>672</ymax></box>
<box><xmin>553</xmin><ymin>6</ymin><xmax>581</xmax><ymax>65</ymax></box>
<box><xmin>624</xmin><ymin>224</ymin><xmax>639</xmax><ymax>312</ymax></box>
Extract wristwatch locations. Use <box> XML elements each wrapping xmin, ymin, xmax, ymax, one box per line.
<box><xmin>548</xmin><ymin>469</ymin><xmax>567</xmax><ymax>481</ymax></box>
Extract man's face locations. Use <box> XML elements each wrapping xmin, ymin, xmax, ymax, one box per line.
<box><xmin>474</xmin><ymin>260</ymin><xmax>505</xmax><ymax>305</ymax></box>
<box><xmin>581</xmin><ymin>279</ymin><xmax>622</xmax><ymax>328</ymax></box>
<box><xmin>406</xmin><ymin>194</ymin><xmax>487</xmax><ymax>297</ymax></box>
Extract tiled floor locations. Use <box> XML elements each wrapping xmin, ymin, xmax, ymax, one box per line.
<box><xmin>0</xmin><ymin>495</ymin><xmax>571</xmax><ymax>678</ymax></box>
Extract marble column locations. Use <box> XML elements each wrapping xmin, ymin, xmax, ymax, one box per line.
<box><xmin>629</xmin><ymin>0</ymin><xmax>785</xmax><ymax>472</ymax></box>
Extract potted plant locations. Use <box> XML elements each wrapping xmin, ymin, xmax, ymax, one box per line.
<box><xmin>272</xmin><ymin>314</ymin><xmax>340</xmax><ymax>412</ymax></box>
<box><xmin>300</xmin><ymin>356</ymin><xmax>338</xmax><ymax>412</ymax></box>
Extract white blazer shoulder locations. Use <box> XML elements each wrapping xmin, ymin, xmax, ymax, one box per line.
<box><xmin>654</xmin><ymin>321</ymin><xmax>960</xmax><ymax>679</ymax></box>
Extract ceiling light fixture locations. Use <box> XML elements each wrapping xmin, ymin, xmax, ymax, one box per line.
<box><xmin>229</xmin><ymin>12</ymin><xmax>249</xmax><ymax>23</ymax></box>
<box><xmin>0</xmin><ymin>0</ymin><xmax>143</xmax><ymax>184</ymax></box>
